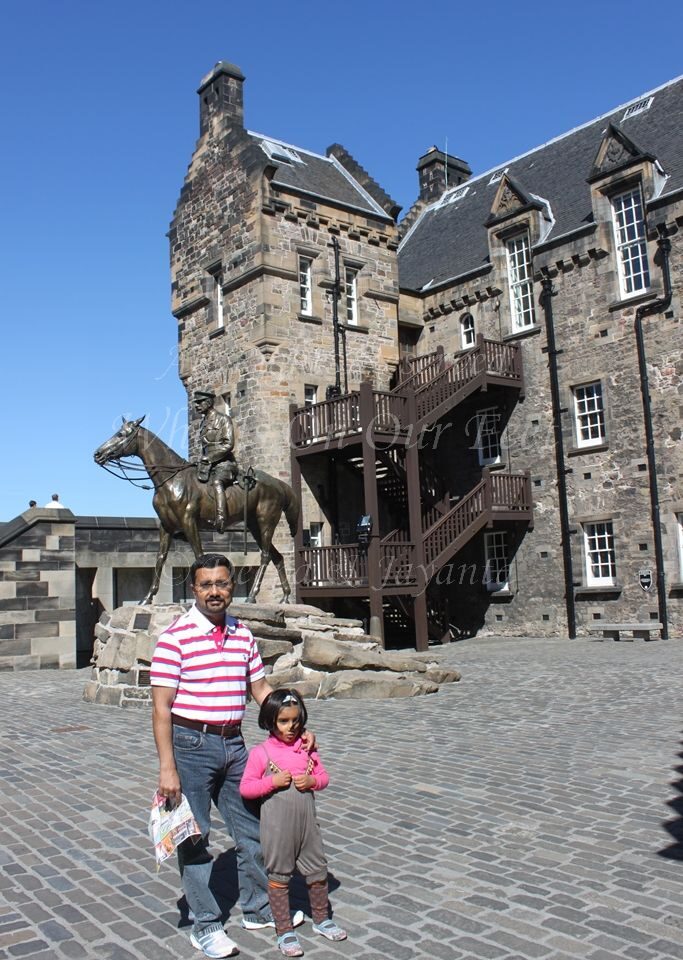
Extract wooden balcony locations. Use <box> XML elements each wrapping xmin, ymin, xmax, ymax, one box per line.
<box><xmin>291</xmin><ymin>336</ymin><xmax>523</xmax><ymax>454</ymax></box>
<box><xmin>297</xmin><ymin>470</ymin><xmax>532</xmax><ymax>598</ymax></box>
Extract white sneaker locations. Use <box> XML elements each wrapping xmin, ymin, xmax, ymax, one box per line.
<box><xmin>190</xmin><ymin>922</ymin><xmax>239</xmax><ymax>958</ymax></box>
<box><xmin>241</xmin><ymin>909</ymin><xmax>305</xmax><ymax>930</ymax></box>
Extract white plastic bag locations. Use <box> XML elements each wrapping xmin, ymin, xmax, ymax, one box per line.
<box><xmin>148</xmin><ymin>790</ymin><xmax>201</xmax><ymax>866</ymax></box>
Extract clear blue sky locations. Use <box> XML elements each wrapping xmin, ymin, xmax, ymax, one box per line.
<box><xmin>2</xmin><ymin>0</ymin><xmax>681</xmax><ymax>520</ymax></box>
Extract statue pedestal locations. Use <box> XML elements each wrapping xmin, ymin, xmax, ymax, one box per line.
<box><xmin>83</xmin><ymin>602</ymin><xmax>461</xmax><ymax>706</ymax></box>
<box><xmin>83</xmin><ymin>604</ymin><xmax>187</xmax><ymax>708</ymax></box>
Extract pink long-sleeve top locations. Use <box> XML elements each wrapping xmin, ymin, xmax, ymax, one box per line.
<box><xmin>239</xmin><ymin>735</ymin><xmax>330</xmax><ymax>799</ymax></box>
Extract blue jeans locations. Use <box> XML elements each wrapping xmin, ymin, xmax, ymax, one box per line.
<box><xmin>172</xmin><ymin>725</ymin><xmax>271</xmax><ymax>932</ymax></box>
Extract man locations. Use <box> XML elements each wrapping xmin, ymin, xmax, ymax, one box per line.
<box><xmin>193</xmin><ymin>390</ymin><xmax>239</xmax><ymax>533</ymax></box>
<box><xmin>151</xmin><ymin>554</ymin><xmax>304</xmax><ymax>958</ymax></box>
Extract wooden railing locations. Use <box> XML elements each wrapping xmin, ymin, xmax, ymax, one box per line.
<box><xmin>490</xmin><ymin>472</ymin><xmax>532</xmax><ymax>511</ymax></box>
<box><xmin>298</xmin><ymin>545</ymin><xmax>368</xmax><ymax>587</ymax></box>
<box><xmin>291</xmin><ymin>338</ymin><xmax>522</xmax><ymax>448</ymax></box>
<box><xmin>423</xmin><ymin>479</ymin><xmax>488</xmax><ymax>567</ymax></box>
<box><xmin>299</xmin><ymin>473</ymin><xmax>531</xmax><ymax>590</ymax></box>
<box><xmin>380</xmin><ymin>540</ymin><xmax>416</xmax><ymax>584</ymax></box>
<box><xmin>291</xmin><ymin>388</ymin><xmax>410</xmax><ymax>447</ymax></box>
<box><xmin>414</xmin><ymin>337</ymin><xmax>521</xmax><ymax>423</ymax></box>
<box><xmin>482</xmin><ymin>338</ymin><xmax>522</xmax><ymax>380</ymax></box>
<box><xmin>394</xmin><ymin>348</ymin><xmax>446</xmax><ymax>392</ymax></box>
<box><xmin>298</xmin><ymin>540</ymin><xmax>416</xmax><ymax>588</ymax></box>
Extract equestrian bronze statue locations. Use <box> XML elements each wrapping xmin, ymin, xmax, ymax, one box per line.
<box><xmin>93</xmin><ymin>416</ymin><xmax>299</xmax><ymax>605</ymax></box>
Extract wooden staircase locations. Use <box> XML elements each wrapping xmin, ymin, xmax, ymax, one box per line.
<box><xmin>290</xmin><ymin>335</ymin><xmax>531</xmax><ymax>649</ymax></box>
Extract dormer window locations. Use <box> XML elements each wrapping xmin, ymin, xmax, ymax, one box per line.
<box><xmin>506</xmin><ymin>232</ymin><xmax>535</xmax><ymax>331</ymax></box>
<box><xmin>611</xmin><ymin>186</ymin><xmax>650</xmax><ymax>297</ymax></box>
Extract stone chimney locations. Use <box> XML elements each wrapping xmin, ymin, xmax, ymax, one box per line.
<box><xmin>417</xmin><ymin>146</ymin><xmax>471</xmax><ymax>202</ymax></box>
<box><xmin>198</xmin><ymin>61</ymin><xmax>245</xmax><ymax>136</ymax></box>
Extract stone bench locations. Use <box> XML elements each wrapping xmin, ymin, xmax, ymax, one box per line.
<box><xmin>587</xmin><ymin>622</ymin><xmax>663</xmax><ymax>642</ymax></box>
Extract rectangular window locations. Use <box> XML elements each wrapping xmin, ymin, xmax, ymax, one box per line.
<box><xmin>584</xmin><ymin>521</ymin><xmax>617</xmax><ymax>585</ymax></box>
<box><xmin>214</xmin><ymin>274</ymin><xmax>224</xmax><ymax>328</ymax></box>
<box><xmin>304</xmin><ymin>384</ymin><xmax>318</xmax><ymax>406</ymax></box>
<box><xmin>678</xmin><ymin>514</ymin><xmax>683</xmax><ymax>580</ymax></box>
<box><xmin>299</xmin><ymin>256</ymin><xmax>313</xmax><ymax>315</ymax></box>
<box><xmin>344</xmin><ymin>267</ymin><xmax>358</xmax><ymax>325</ymax></box>
<box><xmin>475</xmin><ymin>407</ymin><xmax>502</xmax><ymax>465</ymax></box>
<box><xmin>460</xmin><ymin>313</ymin><xmax>476</xmax><ymax>350</ymax></box>
<box><xmin>506</xmin><ymin>233</ymin><xmax>535</xmax><ymax>330</ymax></box>
<box><xmin>484</xmin><ymin>532</ymin><xmax>509</xmax><ymax>592</ymax></box>
<box><xmin>573</xmin><ymin>382</ymin><xmax>606</xmax><ymax>447</ymax></box>
<box><xmin>309</xmin><ymin>522</ymin><xmax>324</xmax><ymax>548</ymax></box>
<box><xmin>611</xmin><ymin>187</ymin><xmax>650</xmax><ymax>297</ymax></box>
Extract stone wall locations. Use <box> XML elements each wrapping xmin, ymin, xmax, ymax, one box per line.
<box><xmin>171</xmin><ymin>66</ymin><xmax>401</xmax><ymax>601</ymax></box>
<box><xmin>0</xmin><ymin>507</ymin><xmax>262</xmax><ymax>671</ymax></box>
<box><xmin>0</xmin><ymin>507</ymin><xmax>77</xmax><ymax>669</ymax></box>
<box><xmin>403</xmin><ymin>196</ymin><xmax>683</xmax><ymax>638</ymax></box>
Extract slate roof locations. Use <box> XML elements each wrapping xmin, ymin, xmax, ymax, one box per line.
<box><xmin>247</xmin><ymin>131</ymin><xmax>392</xmax><ymax>221</ymax></box>
<box><xmin>399</xmin><ymin>76</ymin><xmax>683</xmax><ymax>293</ymax></box>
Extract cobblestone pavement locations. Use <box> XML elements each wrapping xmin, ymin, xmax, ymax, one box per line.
<box><xmin>2</xmin><ymin>636</ymin><xmax>683</xmax><ymax>959</ymax></box>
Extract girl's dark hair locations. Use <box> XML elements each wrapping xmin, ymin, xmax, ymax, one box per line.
<box><xmin>258</xmin><ymin>688</ymin><xmax>308</xmax><ymax>733</ymax></box>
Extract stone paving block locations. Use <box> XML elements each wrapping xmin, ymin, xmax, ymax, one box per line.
<box><xmin>446</xmin><ymin>936</ymin><xmax>508</xmax><ymax>957</ymax></box>
<box><xmin>489</xmin><ymin>929</ymin><xmax>553</xmax><ymax>956</ymax></box>
<box><xmin>36</xmin><ymin>920</ymin><xmax>72</xmax><ymax>942</ymax></box>
<box><xmin>7</xmin><ymin>940</ymin><xmax>50</xmax><ymax>956</ymax></box>
<box><xmin>647</xmin><ymin>941</ymin><xmax>683</xmax><ymax>959</ymax></box>
<box><xmin>56</xmin><ymin>942</ymin><xmax>88</xmax><ymax>958</ymax></box>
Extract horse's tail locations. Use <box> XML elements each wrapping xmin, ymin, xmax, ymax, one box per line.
<box><xmin>284</xmin><ymin>485</ymin><xmax>300</xmax><ymax>538</ymax></box>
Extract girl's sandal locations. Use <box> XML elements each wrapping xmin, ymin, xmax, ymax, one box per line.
<box><xmin>277</xmin><ymin>932</ymin><xmax>304</xmax><ymax>957</ymax></box>
<box><xmin>312</xmin><ymin>919</ymin><xmax>347</xmax><ymax>941</ymax></box>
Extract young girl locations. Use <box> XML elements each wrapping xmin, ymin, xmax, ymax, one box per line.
<box><xmin>240</xmin><ymin>689</ymin><xmax>346</xmax><ymax>957</ymax></box>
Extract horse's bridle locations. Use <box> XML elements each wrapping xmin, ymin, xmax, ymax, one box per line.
<box><xmin>97</xmin><ymin>420</ymin><xmax>192</xmax><ymax>491</ymax></box>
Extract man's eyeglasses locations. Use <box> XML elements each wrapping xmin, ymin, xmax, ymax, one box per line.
<box><xmin>195</xmin><ymin>579</ymin><xmax>233</xmax><ymax>592</ymax></box>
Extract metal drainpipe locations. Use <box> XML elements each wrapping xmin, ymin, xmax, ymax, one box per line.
<box><xmin>634</xmin><ymin>223</ymin><xmax>672</xmax><ymax>639</ymax></box>
<box><xmin>540</xmin><ymin>272</ymin><xmax>577</xmax><ymax>639</ymax></box>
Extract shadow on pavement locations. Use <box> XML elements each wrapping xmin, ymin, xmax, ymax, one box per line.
<box><xmin>658</xmin><ymin>740</ymin><xmax>683</xmax><ymax>860</ymax></box>
<box><xmin>175</xmin><ymin>848</ymin><xmax>341</xmax><ymax>926</ymax></box>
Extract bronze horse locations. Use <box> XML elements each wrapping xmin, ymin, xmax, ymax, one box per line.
<box><xmin>93</xmin><ymin>417</ymin><xmax>299</xmax><ymax>604</ymax></box>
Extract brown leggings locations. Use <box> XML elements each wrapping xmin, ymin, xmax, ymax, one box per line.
<box><xmin>268</xmin><ymin>876</ymin><xmax>329</xmax><ymax>936</ymax></box>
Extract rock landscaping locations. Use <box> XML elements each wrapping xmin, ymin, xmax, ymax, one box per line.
<box><xmin>83</xmin><ymin>602</ymin><xmax>461</xmax><ymax>707</ymax></box>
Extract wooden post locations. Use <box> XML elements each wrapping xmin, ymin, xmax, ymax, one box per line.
<box><xmin>289</xmin><ymin>403</ymin><xmax>305</xmax><ymax>604</ymax></box>
<box><xmin>360</xmin><ymin>380</ymin><xmax>383</xmax><ymax>644</ymax></box>
<box><xmin>405</xmin><ymin>388</ymin><xmax>428</xmax><ymax>652</ymax></box>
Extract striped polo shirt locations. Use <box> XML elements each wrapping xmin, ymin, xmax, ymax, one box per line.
<box><xmin>150</xmin><ymin>604</ymin><xmax>265</xmax><ymax>724</ymax></box>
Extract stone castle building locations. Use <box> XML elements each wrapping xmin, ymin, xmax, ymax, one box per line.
<box><xmin>171</xmin><ymin>63</ymin><xmax>682</xmax><ymax>648</ymax></box>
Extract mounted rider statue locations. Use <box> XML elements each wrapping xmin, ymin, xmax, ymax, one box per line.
<box><xmin>193</xmin><ymin>390</ymin><xmax>239</xmax><ymax>533</ymax></box>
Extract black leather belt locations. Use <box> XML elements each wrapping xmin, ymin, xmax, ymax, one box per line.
<box><xmin>172</xmin><ymin>715</ymin><xmax>242</xmax><ymax>738</ymax></box>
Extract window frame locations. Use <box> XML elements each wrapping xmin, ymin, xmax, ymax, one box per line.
<box><xmin>474</xmin><ymin>406</ymin><xmax>502</xmax><ymax>466</ymax></box>
<box><xmin>344</xmin><ymin>266</ymin><xmax>359</xmax><ymax>326</ymax></box>
<box><xmin>677</xmin><ymin>513</ymin><xmax>683</xmax><ymax>581</ymax></box>
<box><xmin>214</xmin><ymin>273</ymin><xmax>224</xmax><ymax>329</ymax></box>
<box><xmin>309</xmin><ymin>521</ymin><xmax>324</xmax><ymax>548</ymax></box>
<box><xmin>484</xmin><ymin>531</ymin><xmax>510</xmax><ymax>593</ymax></box>
<box><xmin>583</xmin><ymin>521</ymin><xmax>617</xmax><ymax>586</ymax></box>
<box><xmin>573</xmin><ymin>381</ymin><xmax>606</xmax><ymax>448</ymax></box>
<box><xmin>611</xmin><ymin>185</ymin><xmax>650</xmax><ymax>298</ymax></box>
<box><xmin>460</xmin><ymin>313</ymin><xmax>476</xmax><ymax>350</ymax></box>
<box><xmin>506</xmin><ymin>231</ymin><xmax>535</xmax><ymax>331</ymax></box>
<box><xmin>298</xmin><ymin>255</ymin><xmax>313</xmax><ymax>316</ymax></box>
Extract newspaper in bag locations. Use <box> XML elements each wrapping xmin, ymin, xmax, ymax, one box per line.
<box><xmin>148</xmin><ymin>790</ymin><xmax>201</xmax><ymax>866</ymax></box>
